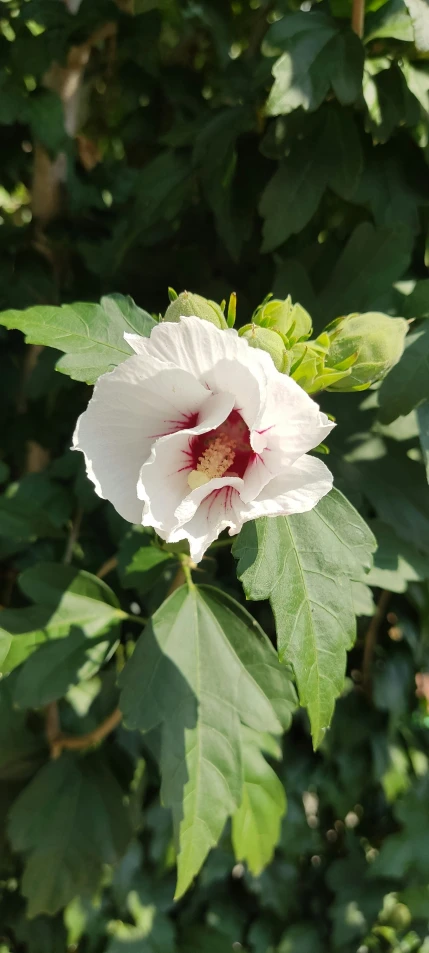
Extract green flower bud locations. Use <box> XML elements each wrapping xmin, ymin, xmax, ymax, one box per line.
<box><xmin>240</xmin><ymin>325</ymin><xmax>288</xmax><ymax>372</ymax></box>
<box><xmin>256</xmin><ymin>295</ymin><xmax>312</xmax><ymax>343</ymax></box>
<box><xmin>164</xmin><ymin>291</ymin><xmax>227</xmax><ymax>329</ymax></box>
<box><xmin>325</xmin><ymin>312</ymin><xmax>408</xmax><ymax>391</ymax></box>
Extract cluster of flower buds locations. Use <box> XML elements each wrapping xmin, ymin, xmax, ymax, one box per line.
<box><xmin>163</xmin><ymin>290</ymin><xmax>408</xmax><ymax>394</ymax></box>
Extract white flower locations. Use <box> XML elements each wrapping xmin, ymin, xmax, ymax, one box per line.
<box><xmin>73</xmin><ymin>316</ymin><xmax>334</xmax><ymax>562</ymax></box>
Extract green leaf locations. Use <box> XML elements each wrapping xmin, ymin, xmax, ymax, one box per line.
<box><xmin>193</xmin><ymin>107</ymin><xmax>255</xmax><ymax>261</ymax></box>
<box><xmin>13</xmin><ymin>631</ymin><xmax>115</xmax><ymax>710</ymax></box>
<box><xmin>119</xmin><ymin>585</ymin><xmax>296</xmax><ymax>898</ymax></box>
<box><xmin>357</xmin><ymin>450</ymin><xmax>429</xmax><ymax>555</ymax></box>
<box><xmin>329</xmin><ymin>31</ymin><xmax>365</xmax><ymax>105</ymax></box>
<box><xmin>107</xmin><ymin>891</ymin><xmax>176</xmax><ymax>953</ymax></box>
<box><xmin>231</xmin><ymin>726</ymin><xmax>286</xmax><ymax>876</ymax></box>
<box><xmin>0</xmin><ymin>294</ymin><xmax>156</xmax><ymax>384</ymax></box>
<box><xmin>0</xmin><ymin>474</ymin><xmax>71</xmax><ymax>541</ymax></box>
<box><xmin>324</xmin><ymin>107</ymin><xmax>363</xmax><ymax>200</ymax></box>
<box><xmin>318</xmin><ymin>222</ymin><xmax>411</xmax><ymax>321</ymax></box>
<box><xmin>417</xmin><ymin>401</ymin><xmax>429</xmax><ymax>483</ymax></box>
<box><xmin>260</xmin><ymin>110</ymin><xmax>363</xmax><ymax>252</ymax></box>
<box><xmin>260</xmin><ymin>143</ymin><xmax>326</xmax><ymax>251</ymax></box>
<box><xmin>0</xmin><ymin>673</ymin><xmax>46</xmax><ymax>781</ymax></box>
<box><xmin>370</xmin><ymin>774</ymin><xmax>429</xmax><ymax>880</ymax></box>
<box><xmin>278</xmin><ymin>924</ymin><xmax>324</xmax><ymax>953</ymax></box>
<box><xmin>365</xmin><ymin>0</ymin><xmax>414</xmax><ymax>41</ymax></box>
<box><xmin>7</xmin><ymin>753</ymin><xmax>132</xmax><ymax>917</ymax></box>
<box><xmin>0</xmin><ymin>563</ymin><xmax>125</xmax><ymax>682</ymax></box>
<box><xmin>378</xmin><ymin>327</ymin><xmax>429</xmax><ymax>423</ymax></box>
<box><xmin>366</xmin><ymin>519</ymin><xmax>429</xmax><ymax>592</ymax></box>
<box><xmin>118</xmin><ymin>527</ymin><xmax>177</xmax><ymax>594</ymax></box>
<box><xmin>404</xmin><ymin>0</ymin><xmax>429</xmax><ymax>48</ymax></box>
<box><xmin>401</xmin><ymin>278</ymin><xmax>429</xmax><ymax>319</ymax></box>
<box><xmin>233</xmin><ymin>489</ymin><xmax>375</xmax><ymax>747</ymax></box>
<box><xmin>352</xmin><ymin>155</ymin><xmax>424</xmax><ymax>235</ymax></box>
<box><xmin>364</xmin><ymin>64</ymin><xmax>420</xmax><ymax>143</ymax></box>
<box><xmin>265</xmin><ymin>11</ymin><xmax>363</xmax><ymax>117</ymax></box>
<box><xmin>25</xmin><ymin>90</ymin><xmax>67</xmax><ymax>153</ymax></box>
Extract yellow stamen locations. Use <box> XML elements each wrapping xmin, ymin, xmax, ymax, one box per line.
<box><xmin>187</xmin><ymin>434</ymin><xmax>236</xmax><ymax>491</ymax></box>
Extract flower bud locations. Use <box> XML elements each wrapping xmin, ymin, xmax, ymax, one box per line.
<box><xmin>164</xmin><ymin>291</ymin><xmax>227</xmax><ymax>329</ymax></box>
<box><xmin>256</xmin><ymin>295</ymin><xmax>312</xmax><ymax>343</ymax></box>
<box><xmin>325</xmin><ymin>312</ymin><xmax>408</xmax><ymax>391</ymax></box>
<box><xmin>240</xmin><ymin>325</ymin><xmax>288</xmax><ymax>372</ymax></box>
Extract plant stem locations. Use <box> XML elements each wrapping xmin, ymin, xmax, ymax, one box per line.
<box><xmin>63</xmin><ymin>506</ymin><xmax>84</xmax><ymax>566</ymax></box>
<box><xmin>125</xmin><ymin>613</ymin><xmax>148</xmax><ymax>627</ymax></box>
<box><xmin>351</xmin><ymin>0</ymin><xmax>365</xmax><ymax>38</ymax></box>
<box><xmin>362</xmin><ymin>589</ymin><xmax>390</xmax><ymax>695</ymax></box>
<box><xmin>96</xmin><ymin>555</ymin><xmax>118</xmax><ymax>579</ymax></box>
<box><xmin>50</xmin><ymin>706</ymin><xmax>123</xmax><ymax>759</ymax></box>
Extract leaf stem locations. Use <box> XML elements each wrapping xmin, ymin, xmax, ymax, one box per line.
<box><xmin>96</xmin><ymin>555</ymin><xmax>118</xmax><ymax>579</ymax></box>
<box><xmin>351</xmin><ymin>0</ymin><xmax>365</xmax><ymax>38</ymax></box>
<box><xmin>50</xmin><ymin>706</ymin><xmax>123</xmax><ymax>760</ymax></box>
<box><xmin>362</xmin><ymin>589</ymin><xmax>391</xmax><ymax>695</ymax></box>
<box><xmin>63</xmin><ymin>506</ymin><xmax>84</xmax><ymax>566</ymax></box>
<box><xmin>124</xmin><ymin>612</ymin><xmax>148</xmax><ymax>626</ymax></box>
<box><xmin>180</xmin><ymin>555</ymin><xmax>195</xmax><ymax>590</ymax></box>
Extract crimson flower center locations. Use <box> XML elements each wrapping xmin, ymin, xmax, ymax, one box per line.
<box><xmin>188</xmin><ymin>410</ymin><xmax>253</xmax><ymax>490</ymax></box>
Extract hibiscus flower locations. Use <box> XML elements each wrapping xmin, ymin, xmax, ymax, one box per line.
<box><xmin>73</xmin><ymin>315</ymin><xmax>334</xmax><ymax>562</ymax></box>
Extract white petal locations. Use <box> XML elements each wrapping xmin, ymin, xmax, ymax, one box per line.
<box><xmin>252</xmin><ymin>374</ymin><xmax>335</xmax><ymax>460</ymax></box>
<box><xmin>172</xmin><ymin>475</ymin><xmax>244</xmax><ymax>532</ymax></box>
<box><xmin>138</xmin><ymin>392</ymin><xmax>235</xmax><ymax>534</ymax></box>
<box><xmin>168</xmin><ymin>480</ymin><xmax>244</xmax><ymax>563</ymax></box>
<box><xmin>238</xmin><ymin>454</ymin><xmax>333</xmax><ymax>522</ymax></box>
<box><xmin>140</xmin><ymin>315</ymin><xmax>278</xmax><ymax>383</ymax></box>
<box><xmin>73</xmin><ymin>356</ymin><xmax>211</xmax><ymax>524</ymax></box>
<box><xmin>204</xmin><ymin>358</ymin><xmax>266</xmax><ymax>429</ymax></box>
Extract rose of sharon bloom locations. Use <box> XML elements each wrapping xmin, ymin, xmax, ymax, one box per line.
<box><xmin>73</xmin><ymin>316</ymin><xmax>335</xmax><ymax>562</ymax></box>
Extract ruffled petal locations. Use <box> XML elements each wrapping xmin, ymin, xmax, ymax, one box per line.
<box><xmin>238</xmin><ymin>454</ymin><xmax>333</xmax><ymax>523</ymax></box>
<box><xmin>136</xmin><ymin>315</ymin><xmax>278</xmax><ymax>384</ymax></box>
<box><xmin>138</xmin><ymin>392</ymin><xmax>235</xmax><ymax>534</ymax></box>
<box><xmin>204</xmin><ymin>358</ymin><xmax>266</xmax><ymax>430</ymax></box>
<box><xmin>73</xmin><ymin>355</ymin><xmax>211</xmax><ymax>523</ymax></box>
<box><xmin>168</xmin><ymin>480</ymin><xmax>244</xmax><ymax>563</ymax></box>
<box><xmin>252</xmin><ymin>375</ymin><xmax>335</xmax><ymax>461</ymax></box>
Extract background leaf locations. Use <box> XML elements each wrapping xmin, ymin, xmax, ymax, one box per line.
<box><xmin>119</xmin><ymin>584</ymin><xmax>296</xmax><ymax>897</ymax></box>
<box><xmin>233</xmin><ymin>489</ymin><xmax>375</xmax><ymax>746</ymax></box>
<box><xmin>0</xmin><ymin>296</ymin><xmax>156</xmax><ymax>384</ymax></box>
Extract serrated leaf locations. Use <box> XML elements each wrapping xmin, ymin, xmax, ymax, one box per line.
<box><xmin>265</xmin><ymin>14</ymin><xmax>363</xmax><ymax>117</ymax></box>
<box><xmin>7</xmin><ymin>753</ymin><xmax>132</xmax><ymax>917</ymax></box>
<box><xmin>0</xmin><ymin>294</ymin><xmax>156</xmax><ymax>384</ymax></box>
<box><xmin>318</xmin><ymin>222</ymin><xmax>411</xmax><ymax>321</ymax></box>
<box><xmin>0</xmin><ymin>563</ymin><xmax>125</xmax><ymax>683</ymax></box>
<box><xmin>233</xmin><ymin>489</ymin><xmax>375</xmax><ymax>747</ymax></box>
<box><xmin>119</xmin><ymin>585</ymin><xmax>296</xmax><ymax>898</ymax></box>
<box><xmin>232</xmin><ymin>726</ymin><xmax>286</xmax><ymax>876</ymax></box>
<box><xmin>378</xmin><ymin>327</ymin><xmax>429</xmax><ymax>423</ymax></box>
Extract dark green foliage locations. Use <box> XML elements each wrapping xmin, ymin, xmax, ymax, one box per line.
<box><xmin>1</xmin><ymin>0</ymin><xmax>429</xmax><ymax>950</ymax></box>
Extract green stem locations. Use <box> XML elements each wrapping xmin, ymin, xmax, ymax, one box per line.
<box><xmin>124</xmin><ymin>613</ymin><xmax>148</xmax><ymax>627</ymax></box>
<box><xmin>180</xmin><ymin>557</ymin><xmax>195</xmax><ymax>590</ymax></box>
